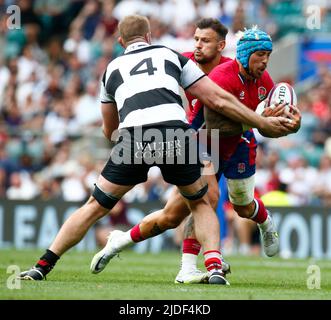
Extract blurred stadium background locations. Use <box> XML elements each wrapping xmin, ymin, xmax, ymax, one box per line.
<box><xmin>1</xmin><ymin>0</ymin><xmax>331</xmax><ymax>262</ymax></box>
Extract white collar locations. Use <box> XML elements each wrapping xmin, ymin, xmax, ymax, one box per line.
<box><xmin>124</xmin><ymin>42</ymin><xmax>150</xmax><ymax>54</ymax></box>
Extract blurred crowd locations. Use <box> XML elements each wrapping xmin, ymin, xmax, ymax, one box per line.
<box><xmin>0</xmin><ymin>0</ymin><xmax>331</xmax><ymax>213</ymax></box>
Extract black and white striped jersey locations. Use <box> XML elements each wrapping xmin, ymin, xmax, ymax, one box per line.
<box><xmin>100</xmin><ymin>42</ymin><xmax>205</xmax><ymax>129</ymax></box>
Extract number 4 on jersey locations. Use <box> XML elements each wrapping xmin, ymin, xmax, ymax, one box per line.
<box><xmin>130</xmin><ymin>58</ymin><xmax>157</xmax><ymax>76</ymax></box>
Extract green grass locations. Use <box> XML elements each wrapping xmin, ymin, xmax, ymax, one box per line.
<box><xmin>0</xmin><ymin>249</ymin><xmax>330</xmax><ymax>300</ymax></box>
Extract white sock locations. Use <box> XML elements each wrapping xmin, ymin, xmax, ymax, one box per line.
<box><xmin>258</xmin><ymin>214</ymin><xmax>270</xmax><ymax>232</ymax></box>
<box><xmin>181</xmin><ymin>253</ymin><xmax>198</xmax><ymax>271</ymax></box>
<box><xmin>115</xmin><ymin>230</ymin><xmax>134</xmax><ymax>248</ymax></box>
<box><xmin>250</xmin><ymin>199</ymin><xmax>259</xmax><ymax>220</ymax></box>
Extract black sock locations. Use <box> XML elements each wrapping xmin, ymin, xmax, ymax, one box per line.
<box><xmin>35</xmin><ymin>249</ymin><xmax>60</xmax><ymax>274</ymax></box>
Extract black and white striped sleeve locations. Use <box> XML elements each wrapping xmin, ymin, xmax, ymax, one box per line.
<box><xmin>180</xmin><ymin>58</ymin><xmax>205</xmax><ymax>90</ymax></box>
<box><xmin>100</xmin><ymin>71</ymin><xmax>116</xmax><ymax>104</ymax></box>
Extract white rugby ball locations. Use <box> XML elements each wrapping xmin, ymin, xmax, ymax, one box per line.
<box><xmin>267</xmin><ymin>82</ymin><xmax>297</xmax><ymax>109</ymax></box>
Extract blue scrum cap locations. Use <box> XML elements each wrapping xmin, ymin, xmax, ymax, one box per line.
<box><xmin>236</xmin><ymin>26</ymin><xmax>273</xmax><ymax>69</ymax></box>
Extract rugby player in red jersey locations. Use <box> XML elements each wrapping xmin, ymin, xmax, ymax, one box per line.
<box><xmin>174</xmin><ymin>27</ymin><xmax>301</xmax><ymax>283</ymax></box>
<box><xmin>181</xmin><ymin>18</ymin><xmax>231</xmax><ymax>123</ymax></box>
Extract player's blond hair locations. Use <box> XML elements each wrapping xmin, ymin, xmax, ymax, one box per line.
<box><xmin>118</xmin><ymin>15</ymin><xmax>150</xmax><ymax>44</ymax></box>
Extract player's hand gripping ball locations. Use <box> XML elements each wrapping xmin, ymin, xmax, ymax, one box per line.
<box><xmin>257</xmin><ymin>82</ymin><xmax>301</xmax><ymax>134</ymax></box>
<box><xmin>257</xmin><ymin>82</ymin><xmax>298</xmax><ymax>117</ymax></box>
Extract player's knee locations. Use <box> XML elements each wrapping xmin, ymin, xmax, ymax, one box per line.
<box><xmin>227</xmin><ymin>176</ymin><xmax>255</xmax><ymax>215</ymax></box>
<box><xmin>92</xmin><ymin>184</ymin><xmax>120</xmax><ymax>210</ymax></box>
<box><xmin>180</xmin><ymin>184</ymin><xmax>208</xmax><ymax>201</ymax></box>
<box><xmin>81</xmin><ymin>196</ymin><xmax>109</xmax><ymax>220</ymax></box>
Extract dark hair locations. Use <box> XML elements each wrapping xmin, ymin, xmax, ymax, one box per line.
<box><xmin>196</xmin><ymin>18</ymin><xmax>228</xmax><ymax>40</ymax></box>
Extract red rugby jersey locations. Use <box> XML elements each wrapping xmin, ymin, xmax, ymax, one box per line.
<box><xmin>204</xmin><ymin>59</ymin><xmax>274</xmax><ymax>160</ymax></box>
<box><xmin>181</xmin><ymin>51</ymin><xmax>231</xmax><ymax>117</ymax></box>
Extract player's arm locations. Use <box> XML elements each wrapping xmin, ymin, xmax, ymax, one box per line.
<box><xmin>187</xmin><ymin>76</ymin><xmax>296</xmax><ymax>138</ymax></box>
<box><xmin>101</xmin><ymin>102</ymin><xmax>119</xmax><ymax>141</ymax></box>
<box><xmin>99</xmin><ymin>69</ymin><xmax>120</xmax><ymax>142</ymax></box>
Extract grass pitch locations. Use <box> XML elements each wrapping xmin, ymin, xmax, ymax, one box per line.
<box><xmin>1</xmin><ymin>249</ymin><xmax>330</xmax><ymax>300</ymax></box>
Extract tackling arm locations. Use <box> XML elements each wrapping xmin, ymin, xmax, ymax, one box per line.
<box><xmin>187</xmin><ymin>76</ymin><xmax>296</xmax><ymax>138</ymax></box>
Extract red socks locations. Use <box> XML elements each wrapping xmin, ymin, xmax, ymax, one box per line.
<box><xmin>130</xmin><ymin>224</ymin><xmax>145</xmax><ymax>243</ymax></box>
<box><xmin>183</xmin><ymin>238</ymin><xmax>201</xmax><ymax>255</ymax></box>
<box><xmin>251</xmin><ymin>198</ymin><xmax>268</xmax><ymax>224</ymax></box>
<box><xmin>203</xmin><ymin>250</ymin><xmax>222</xmax><ymax>272</ymax></box>
<box><xmin>182</xmin><ymin>239</ymin><xmax>222</xmax><ymax>273</ymax></box>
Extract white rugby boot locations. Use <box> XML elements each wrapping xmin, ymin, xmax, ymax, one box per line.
<box><xmin>175</xmin><ymin>268</ymin><xmax>209</xmax><ymax>284</ymax></box>
<box><xmin>258</xmin><ymin>213</ymin><xmax>279</xmax><ymax>257</ymax></box>
<box><xmin>175</xmin><ymin>257</ymin><xmax>231</xmax><ymax>284</ymax></box>
<box><xmin>90</xmin><ymin>230</ymin><xmax>125</xmax><ymax>274</ymax></box>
